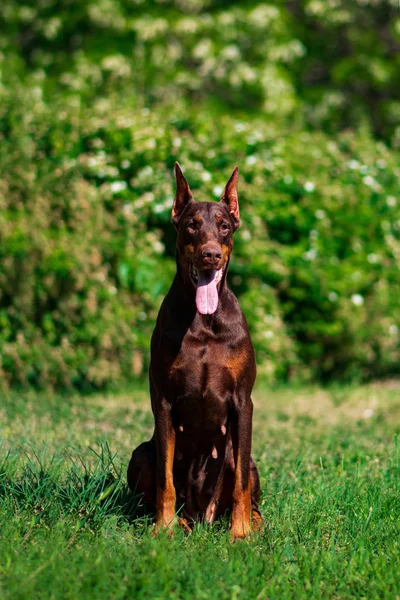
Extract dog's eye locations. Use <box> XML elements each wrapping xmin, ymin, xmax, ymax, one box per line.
<box><xmin>187</xmin><ymin>222</ymin><xmax>196</xmax><ymax>232</ymax></box>
<box><xmin>220</xmin><ymin>223</ymin><xmax>229</xmax><ymax>233</ymax></box>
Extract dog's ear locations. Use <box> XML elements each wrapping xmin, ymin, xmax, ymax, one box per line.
<box><xmin>220</xmin><ymin>166</ymin><xmax>240</xmax><ymax>231</ymax></box>
<box><xmin>172</xmin><ymin>162</ymin><xmax>194</xmax><ymax>227</ymax></box>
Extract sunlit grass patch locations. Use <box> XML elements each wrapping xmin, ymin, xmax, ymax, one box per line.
<box><xmin>1</xmin><ymin>382</ymin><xmax>399</xmax><ymax>599</ymax></box>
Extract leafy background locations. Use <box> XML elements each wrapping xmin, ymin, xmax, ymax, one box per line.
<box><xmin>0</xmin><ymin>0</ymin><xmax>399</xmax><ymax>390</ymax></box>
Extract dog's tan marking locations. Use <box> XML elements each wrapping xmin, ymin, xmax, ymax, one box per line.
<box><xmin>226</xmin><ymin>348</ymin><xmax>248</xmax><ymax>381</ymax></box>
<box><xmin>184</xmin><ymin>244</ymin><xmax>194</xmax><ymax>257</ymax></box>
<box><xmin>221</xmin><ymin>243</ymin><xmax>231</xmax><ymax>263</ymax></box>
<box><xmin>230</xmin><ymin>452</ymin><xmax>251</xmax><ymax>541</ymax></box>
<box><xmin>155</xmin><ymin>427</ymin><xmax>176</xmax><ymax>533</ymax></box>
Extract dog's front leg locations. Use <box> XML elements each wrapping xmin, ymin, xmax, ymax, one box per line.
<box><xmin>154</xmin><ymin>398</ymin><xmax>176</xmax><ymax>534</ymax></box>
<box><xmin>230</xmin><ymin>398</ymin><xmax>253</xmax><ymax>541</ymax></box>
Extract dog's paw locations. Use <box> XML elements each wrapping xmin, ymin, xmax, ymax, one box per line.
<box><xmin>230</xmin><ymin>521</ymin><xmax>251</xmax><ymax>542</ymax></box>
<box><xmin>251</xmin><ymin>509</ymin><xmax>263</xmax><ymax>532</ymax></box>
<box><xmin>177</xmin><ymin>517</ymin><xmax>192</xmax><ymax>533</ymax></box>
<box><xmin>152</xmin><ymin>515</ymin><xmax>177</xmax><ymax>538</ymax></box>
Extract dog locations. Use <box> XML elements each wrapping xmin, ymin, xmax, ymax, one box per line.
<box><xmin>127</xmin><ymin>163</ymin><xmax>262</xmax><ymax>539</ymax></box>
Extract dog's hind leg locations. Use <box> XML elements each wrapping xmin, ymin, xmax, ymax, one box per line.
<box><xmin>250</xmin><ymin>457</ymin><xmax>263</xmax><ymax>531</ymax></box>
<box><xmin>127</xmin><ymin>437</ymin><xmax>157</xmax><ymax>508</ymax></box>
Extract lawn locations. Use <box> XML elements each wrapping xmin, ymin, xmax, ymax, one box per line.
<box><xmin>0</xmin><ymin>381</ymin><xmax>399</xmax><ymax>599</ymax></box>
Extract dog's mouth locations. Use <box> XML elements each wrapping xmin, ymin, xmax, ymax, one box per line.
<box><xmin>190</xmin><ymin>264</ymin><xmax>223</xmax><ymax>315</ymax></box>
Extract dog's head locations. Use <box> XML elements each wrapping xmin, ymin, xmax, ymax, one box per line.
<box><xmin>172</xmin><ymin>162</ymin><xmax>240</xmax><ymax>315</ymax></box>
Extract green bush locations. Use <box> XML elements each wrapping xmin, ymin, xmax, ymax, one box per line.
<box><xmin>0</xmin><ymin>1</ymin><xmax>399</xmax><ymax>389</ymax></box>
<box><xmin>295</xmin><ymin>0</ymin><xmax>400</xmax><ymax>141</ymax></box>
<box><xmin>0</xmin><ymin>77</ymin><xmax>399</xmax><ymax>389</ymax></box>
<box><xmin>2</xmin><ymin>1</ymin><xmax>400</xmax><ymax>139</ymax></box>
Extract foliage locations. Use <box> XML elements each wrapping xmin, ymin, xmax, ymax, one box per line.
<box><xmin>1</xmin><ymin>81</ymin><xmax>400</xmax><ymax>388</ymax></box>
<box><xmin>296</xmin><ymin>0</ymin><xmax>400</xmax><ymax>141</ymax></box>
<box><xmin>2</xmin><ymin>1</ymin><xmax>400</xmax><ymax>137</ymax></box>
<box><xmin>0</xmin><ymin>0</ymin><xmax>302</xmax><ymax>118</ymax></box>
<box><xmin>0</xmin><ymin>1</ymin><xmax>399</xmax><ymax>389</ymax></box>
<box><xmin>1</xmin><ymin>383</ymin><xmax>400</xmax><ymax>597</ymax></box>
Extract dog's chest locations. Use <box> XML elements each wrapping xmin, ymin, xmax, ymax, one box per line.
<box><xmin>168</xmin><ymin>330</ymin><xmax>239</xmax><ymax>392</ymax></box>
<box><xmin>167</xmin><ymin>334</ymin><xmax>248</xmax><ymax>430</ymax></box>
<box><xmin>168</xmin><ymin>341</ymin><xmax>231</xmax><ymax>449</ymax></box>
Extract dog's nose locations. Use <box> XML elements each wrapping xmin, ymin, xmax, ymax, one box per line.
<box><xmin>201</xmin><ymin>245</ymin><xmax>222</xmax><ymax>263</ymax></box>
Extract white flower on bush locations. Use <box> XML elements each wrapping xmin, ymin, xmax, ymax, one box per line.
<box><xmin>133</xmin><ymin>193</ymin><xmax>154</xmax><ymax>208</ymax></box>
<box><xmin>348</xmin><ymin>160</ymin><xmax>359</xmax><ymax>170</ymax></box>
<box><xmin>303</xmin><ymin>249</ymin><xmax>317</xmax><ymax>260</ymax></box>
<box><xmin>249</xmin><ymin>5</ymin><xmax>279</xmax><ymax>27</ymax></box>
<box><xmin>264</xmin><ymin>331</ymin><xmax>274</xmax><ymax>339</ymax></box>
<box><xmin>389</xmin><ymin>324</ymin><xmax>398</xmax><ymax>336</ymax></box>
<box><xmin>363</xmin><ymin>175</ymin><xmax>375</xmax><ymax>187</ymax></box>
<box><xmin>329</xmin><ymin>292</ymin><xmax>338</xmax><ymax>302</ymax></box>
<box><xmin>110</xmin><ymin>181</ymin><xmax>127</xmax><ymax>194</ymax></box>
<box><xmin>213</xmin><ymin>185</ymin><xmax>223</xmax><ymax>197</ymax></box>
<box><xmin>233</xmin><ymin>64</ymin><xmax>257</xmax><ymax>84</ymax></box>
<box><xmin>304</xmin><ymin>181</ymin><xmax>315</xmax><ymax>192</ymax></box>
<box><xmin>87</xmin><ymin>156</ymin><xmax>100</xmax><ymax>167</ymax></box>
<box><xmin>101</xmin><ymin>55</ymin><xmax>132</xmax><ymax>78</ymax></box>
<box><xmin>386</xmin><ymin>196</ymin><xmax>396</xmax><ymax>207</ymax></box>
<box><xmin>153</xmin><ymin>241</ymin><xmax>164</xmax><ymax>254</ymax></box>
<box><xmin>246</xmin><ymin>155</ymin><xmax>257</xmax><ymax>165</ymax></box>
<box><xmin>351</xmin><ymin>294</ymin><xmax>364</xmax><ymax>307</ymax></box>
<box><xmin>193</xmin><ymin>39</ymin><xmax>213</xmax><ymax>60</ymax></box>
<box><xmin>222</xmin><ymin>45</ymin><xmax>240</xmax><ymax>60</ymax></box>
<box><xmin>367</xmin><ymin>253</ymin><xmax>379</xmax><ymax>264</ymax></box>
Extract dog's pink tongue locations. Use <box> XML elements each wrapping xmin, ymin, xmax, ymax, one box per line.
<box><xmin>196</xmin><ymin>270</ymin><xmax>218</xmax><ymax>315</ymax></box>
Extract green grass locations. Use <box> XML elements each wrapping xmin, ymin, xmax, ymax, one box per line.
<box><xmin>1</xmin><ymin>381</ymin><xmax>400</xmax><ymax>599</ymax></box>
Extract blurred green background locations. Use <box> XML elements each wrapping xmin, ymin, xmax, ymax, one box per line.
<box><xmin>0</xmin><ymin>0</ymin><xmax>399</xmax><ymax>391</ymax></box>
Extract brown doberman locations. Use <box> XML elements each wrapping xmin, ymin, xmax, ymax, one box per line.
<box><xmin>127</xmin><ymin>163</ymin><xmax>262</xmax><ymax>540</ymax></box>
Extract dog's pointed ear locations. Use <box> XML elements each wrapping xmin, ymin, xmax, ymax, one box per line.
<box><xmin>172</xmin><ymin>162</ymin><xmax>194</xmax><ymax>227</ymax></box>
<box><xmin>220</xmin><ymin>166</ymin><xmax>240</xmax><ymax>230</ymax></box>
